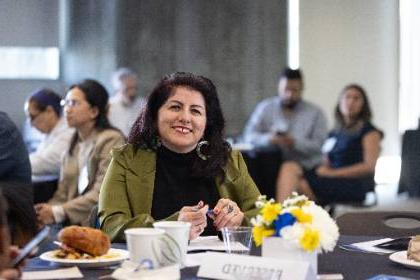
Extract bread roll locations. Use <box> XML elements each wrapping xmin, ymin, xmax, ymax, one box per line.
<box><xmin>58</xmin><ymin>226</ymin><xmax>110</xmax><ymax>256</ymax></box>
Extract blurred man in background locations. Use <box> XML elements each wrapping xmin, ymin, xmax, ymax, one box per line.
<box><xmin>242</xmin><ymin>67</ymin><xmax>328</xmax><ymax>170</ymax></box>
<box><xmin>108</xmin><ymin>68</ymin><xmax>146</xmax><ymax>136</ymax></box>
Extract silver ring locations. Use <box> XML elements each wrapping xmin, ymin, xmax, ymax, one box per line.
<box><xmin>227</xmin><ymin>204</ymin><xmax>234</xmax><ymax>214</ymax></box>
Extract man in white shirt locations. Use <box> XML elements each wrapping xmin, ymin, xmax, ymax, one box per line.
<box><xmin>108</xmin><ymin>68</ymin><xmax>146</xmax><ymax>136</ymax></box>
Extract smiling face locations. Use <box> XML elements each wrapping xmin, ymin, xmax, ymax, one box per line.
<box><xmin>339</xmin><ymin>87</ymin><xmax>365</xmax><ymax>120</ymax></box>
<box><xmin>157</xmin><ymin>86</ymin><xmax>207</xmax><ymax>153</ymax></box>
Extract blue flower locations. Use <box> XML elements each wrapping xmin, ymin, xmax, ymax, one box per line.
<box><xmin>273</xmin><ymin>213</ymin><xmax>296</xmax><ymax>236</ymax></box>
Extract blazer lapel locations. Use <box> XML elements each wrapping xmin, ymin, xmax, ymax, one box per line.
<box><xmin>216</xmin><ymin>157</ymin><xmax>241</xmax><ymax>198</ymax></box>
<box><xmin>125</xmin><ymin>149</ymin><xmax>156</xmax><ymax>215</ymax></box>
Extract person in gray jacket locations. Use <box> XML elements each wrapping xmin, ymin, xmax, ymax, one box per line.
<box><xmin>242</xmin><ymin>67</ymin><xmax>328</xmax><ymax>170</ymax></box>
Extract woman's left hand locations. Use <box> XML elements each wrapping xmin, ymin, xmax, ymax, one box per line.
<box><xmin>315</xmin><ymin>165</ymin><xmax>335</xmax><ymax>177</ymax></box>
<box><xmin>212</xmin><ymin>198</ymin><xmax>244</xmax><ymax>230</ymax></box>
<box><xmin>34</xmin><ymin>204</ymin><xmax>55</xmax><ymax>225</ymax></box>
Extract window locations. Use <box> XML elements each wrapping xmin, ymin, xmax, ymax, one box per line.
<box><xmin>288</xmin><ymin>0</ymin><xmax>299</xmax><ymax>69</ymax></box>
<box><xmin>0</xmin><ymin>47</ymin><xmax>59</xmax><ymax>79</ymax></box>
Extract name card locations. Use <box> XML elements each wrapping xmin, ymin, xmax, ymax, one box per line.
<box><xmin>197</xmin><ymin>252</ymin><xmax>316</xmax><ymax>280</ymax></box>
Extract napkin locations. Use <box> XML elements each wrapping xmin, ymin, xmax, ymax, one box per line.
<box><xmin>22</xmin><ymin>266</ymin><xmax>83</xmax><ymax>280</ymax></box>
<box><xmin>187</xmin><ymin>235</ymin><xmax>225</xmax><ymax>252</ymax></box>
<box><xmin>350</xmin><ymin>238</ymin><xmax>395</xmax><ymax>254</ymax></box>
<box><xmin>111</xmin><ymin>260</ymin><xmax>180</xmax><ymax>280</ymax></box>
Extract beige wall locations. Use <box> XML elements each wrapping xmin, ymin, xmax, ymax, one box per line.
<box><xmin>300</xmin><ymin>0</ymin><xmax>399</xmax><ymax>156</ymax></box>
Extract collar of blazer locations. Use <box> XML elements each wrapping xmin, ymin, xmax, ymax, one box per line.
<box><xmin>112</xmin><ymin>144</ymin><xmax>242</xmax><ymax>185</ymax></box>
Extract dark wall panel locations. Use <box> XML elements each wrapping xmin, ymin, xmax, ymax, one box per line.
<box><xmin>62</xmin><ymin>0</ymin><xmax>287</xmax><ymax>136</ymax></box>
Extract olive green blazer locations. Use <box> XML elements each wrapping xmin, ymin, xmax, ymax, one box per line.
<box><xmin>98</xmin><ymin>144</ymin><xmax>261</xmax><ymax>242</ymax></box>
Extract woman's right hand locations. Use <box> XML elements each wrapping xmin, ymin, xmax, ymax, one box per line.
<box><xmin>178</xmin><ymin>201</ymin><xmax>209</xmax><ymax>240</ymax></box>
<box><xmin>0</xmin><ymin>246</ymin><xmax>21</xmax><ymax>280</ymax></box>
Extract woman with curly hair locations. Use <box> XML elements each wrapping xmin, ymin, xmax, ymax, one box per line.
<box><xmin>99</xmin><ymin>72</ymin><xmax>260</xmax><ymax>242</ymax></box>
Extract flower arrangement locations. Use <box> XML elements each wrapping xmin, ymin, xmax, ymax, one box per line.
<box><xmin>251</xmin><ymin>193</ymin><xmax>339</xmax><ymax>253</ymax></box>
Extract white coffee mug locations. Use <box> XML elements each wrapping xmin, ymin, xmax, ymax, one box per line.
<box><xmin>125</xmin><ymin>227</ymin><xmax>171</xmax><ymax>268</ymax></box>
<box><xmin>153</xmin><ymin>221</ymin><xmax>191</xmax><ymax>265</ymax></box>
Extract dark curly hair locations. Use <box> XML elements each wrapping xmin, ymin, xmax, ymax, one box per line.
<box><xmin>335</xmin><ymin>83</ymin><xmax>372</xmax><ymax>127</ymax></box>
<box><xmin>128</xmin><ymin>72</ymin><xmax>231</xmax><ymax>178</ymax></box>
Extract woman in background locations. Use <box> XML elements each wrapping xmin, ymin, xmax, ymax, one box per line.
<box><xmin>276</xmin><ymin>84</ymin><xmax>383</xmax><ymax>205</ymax></box>
<box><xmin>99</xmin><ymin>72</ymin><xmax>260</xmax><ymax>242</ymax></box>
<box><xmin>35</xmin><ymin>80</ymin><xmax>125</xmax><ymax>227</ymax></box>
<box><xmin>25</xmin><ymin>88</ymin><xmax>74</xmax><ymax>203</ymax></box>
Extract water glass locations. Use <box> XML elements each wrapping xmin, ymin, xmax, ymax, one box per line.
<box><xmin>221</xmin><ymin>226</ymin><xmax>252</xmax><ymax>255</ymax></box>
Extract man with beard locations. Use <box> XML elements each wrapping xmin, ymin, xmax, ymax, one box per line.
<box><xmin>242</xmin><ymin>67</ymin><xmax>328</xmax><ymax>170</ymax></box>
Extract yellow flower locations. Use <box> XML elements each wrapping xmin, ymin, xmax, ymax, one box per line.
<box><xmin>253</xmin><ymin>226</ymin><xmax>275</xmax><ymax>246</ymax></box>
<box><xmin>261</xmin><ymin>203</ymin><xmax>282</xmax><ymax>223</ymax></box>
<box><xmin>291</xmin><ymin>208</ymin><xmax>312</xmax><ymax>224</ymax></box>
<box><xmin>300</xmin><ymin>228</ymin><xmax>320</xmax><ymax>252</ymax></box>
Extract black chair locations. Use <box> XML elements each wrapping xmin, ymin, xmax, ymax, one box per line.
<box><xmin>336</xmin><ymin>211</ymin><xmax>420</xmax><ymax>237</ymax></box>
<box><xmin>398</xmin><ymin>129</ymin><xmax>420</xmax><ymax>197</ymax></box>
<box><xmin>241</xmin><ymin>147</ymin><xmax>283</xmax><ymax>200</ymax></box>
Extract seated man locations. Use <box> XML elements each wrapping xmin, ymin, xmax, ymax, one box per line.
<box><xmin>25</xmin><ymin>89</ymin><xmax>74</xmax><ymax>203</ymax></box>
<box><xmin>108</xmin><ymin>68</ymin><xmax>146</xmax><ymax>136</ymax></box>
<box><xmin>242</xmin><ymin>67</ymin><xmax>328</xmax><ymax>171</ymax></box>
<box><xmin>243</xmin><ymin>68</ymin><xmax>327</xmax><ymax>196</ymax></box>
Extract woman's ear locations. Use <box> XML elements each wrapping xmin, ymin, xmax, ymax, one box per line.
<box><xmin>46</xmin><ymin>105</ymin><xmax>56</xmax><ymax>115</ymax></box>
<box><xmin>89</xmin><ymin>106</ymin><xmax>100</xmax><ymax>120</ymax></box>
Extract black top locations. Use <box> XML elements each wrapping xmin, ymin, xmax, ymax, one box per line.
<box><xmin>327</xmin><ymin>121</ymin><xmax>382</xmax><ymax>168</ymax></box>
<box><xmin>151</xmin><ymin>145</ymin><xmax>220</xmax><ymax>235</ymax></box>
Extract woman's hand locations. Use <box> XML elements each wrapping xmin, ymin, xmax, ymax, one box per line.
<box><xmin>178</xmin><ymin>201</ymin><xmax>208</xmax><ymax>240</ymax></box>
<box><xmin>315</xmin><ymin>165</ymin><xmax>336</xmax><ymax>177</ymax></box>
<box><xmin>212</xmin><ymin>198</ymin><xmax>244</xmax><ymax>231</ymax></box>
<box><xmin>34</xmin><ymin>204</ymin><xmax>55</xmax><ymax>225</ymax></box>
<box><xmin>0</xmin><ymin>246</ymin><xmax>22</xmax><ymax>280</ymax></box>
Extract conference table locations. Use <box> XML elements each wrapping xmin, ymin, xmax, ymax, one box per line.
<box><xmin>24</xmin><ymin>235</ymin><xmax>420</xmax><ymax>280</ymax></box>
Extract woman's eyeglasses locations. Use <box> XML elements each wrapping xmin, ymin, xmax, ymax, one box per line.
<box><xmin>28</xmin><ymin>111</ymin><xmax>43</xmax><ymax>123</ymax></box>
<box><xmin>60</xmin><ymin>99</ymin><xmax>82</xmax><ymax>108</ymax></box>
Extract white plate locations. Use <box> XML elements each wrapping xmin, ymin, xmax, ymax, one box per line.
<box><xmin>40</xmin><ymin>248</ymin><xmax>129</xmax><ymax>268</ymax></box>
<box><xmin>389</xmin><ymin>250</ymin><xmax>420</xmax><ymax>270</ymax></box>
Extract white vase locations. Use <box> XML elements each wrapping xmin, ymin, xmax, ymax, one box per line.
<box><xmin>262</xmin><ymin>237</ymin><xmax>318</xmax><ymax>276</ymax></box>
